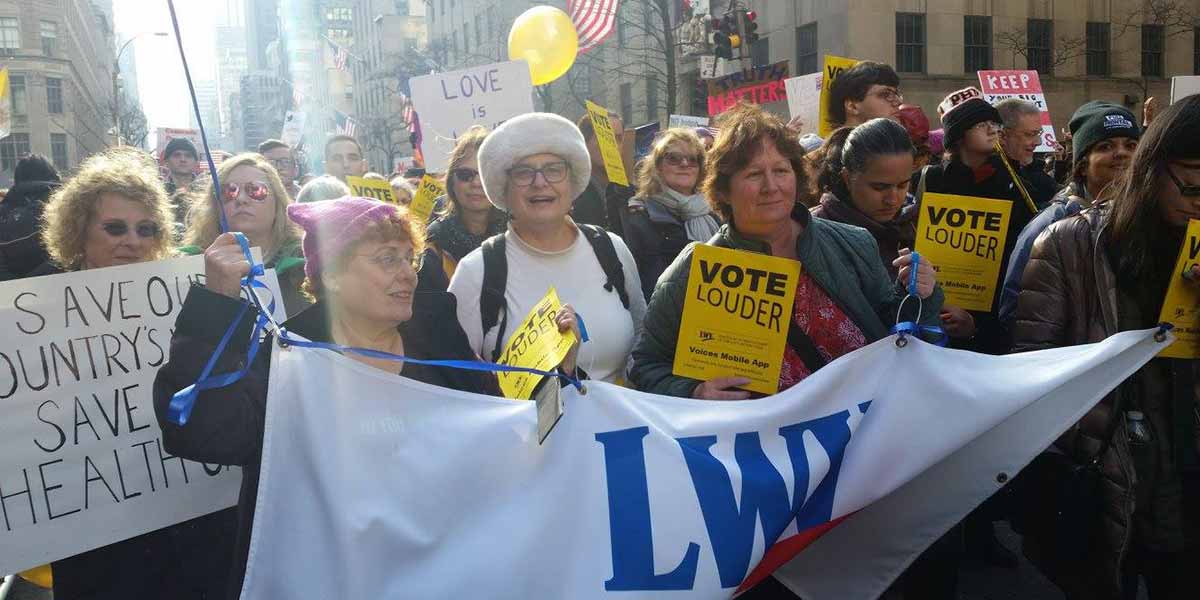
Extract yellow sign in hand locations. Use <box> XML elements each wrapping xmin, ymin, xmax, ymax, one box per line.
<box><xmin>818</xmin><ymin>55</ymin><xmax>861</xmax><ymax>137</ymax></box>
<box><xmin>914</xmin><ymin>193</ymin><xmax>1012</xmax><ymax>312</ymax></box>
<box><xmin>673</xmin><ymin>245</ymin><xmax>801</xmax><ymax>395</ymax></box>
<box><xmin>1156</xmin><ymin>219</ymin><xmax>1200</xmax><ymax>358</ymax></box>
<box><xmin>347</xmin><ymin>176</ymin><xmax>397</xmax><ymax>205</ymax></box>
<box><xmin>496</xmin><ymin>287</ymin><xmax>577</xmax><ymax>400</ymax></box>
<box><xmin>410</xmin><ymin>174</ymin><xmax>445</xmax><ymax>223</ymax></box>
<box><xmin>585</xmin><ymin>100</ymin><xmax>629</xmax><ymax>186</ymax></box>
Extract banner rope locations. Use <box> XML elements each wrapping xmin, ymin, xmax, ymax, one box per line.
<box><xmin>890</xmin><ymin>251</ymin><xmax>948</xmax><ymax>348</ymax></box>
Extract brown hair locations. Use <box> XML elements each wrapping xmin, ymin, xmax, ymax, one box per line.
<box><xmin>441</xmin><ymin>125</ymin><xmax>489</xmax><ymax>217</ymax></box>
<box><xmin>301</xmin><ymin>207</ymin><xmax>426</xmax><ymax>300</ymax></box>
<box><xmin>635</xmin><ymin>128</ymin><xmax>707</xmax><ymax>198</ymax></box>
<box><xmin>702</xmin><ymin>102</ymin><xmax>811</xmax><ymax>222</ymax></box>
<box><xmin>42</xmin><ymin>147</ymin><xmax>175</xmax><ymax>270</ymax></box>
<box><xmin>183</xmin><ymin>153</ymin><xmax>301</xmax><ymax>262</ymax></box>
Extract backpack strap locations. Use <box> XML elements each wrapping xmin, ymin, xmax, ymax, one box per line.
<box><xmin>578</xmin><ymin>224</ymin><xmax>631</xmax><ymax>310</ymax></box>
<box><xmin>786</xmin><ymin>320</ymin><xmax>829</xmax><ymax>374</ymax></box>
<box><xmin>479</xmin><ymin>233</ymin><xmax>509</xmax><ymax>362</ymax></box>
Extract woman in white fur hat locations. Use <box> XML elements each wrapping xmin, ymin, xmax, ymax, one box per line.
<box><xmin>448</xmin><ymin>112</ymin><xmax>646</xmax><ymax>387</ymax></box>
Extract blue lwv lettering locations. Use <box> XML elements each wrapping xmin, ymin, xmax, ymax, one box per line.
<box><xmin>595</xmin><ymin>402</ymin><xmax>868</xmax><ymax>591</ymax></box>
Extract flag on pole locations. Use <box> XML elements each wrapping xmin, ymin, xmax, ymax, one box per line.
<box><xmin>327</xmin><ymin>39</ymin><xmax>349</xmax><ymax>72</ymax></box>
<box><xmin>568</xmin><ymin>0</ymin><xmax>620</xmax><ymax>52</ymax></box>
<box><xmin>334</xmin><ymin>113</ymin><xmax>356</xmax><ymax>137</ymax></box>
<box><xmin>0</xmin><ymin>67</ymin><xmax>11</xmax><ymax>140</ymax></box>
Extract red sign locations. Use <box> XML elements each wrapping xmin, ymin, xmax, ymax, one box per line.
<box><xmin>977</xmin><ymin>70</ymin><xmax>1058</xmax><ymax>152</ymax></box>
<box><xmin>706</xmin><ymin>60</ymin><xmax>790</xmax><ymax>117</ymax></box>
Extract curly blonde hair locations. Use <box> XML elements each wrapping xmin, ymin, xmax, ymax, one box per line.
<box><xmin>41</xmin><ymin>147</ymin><xmax>175</xmax><ymax>270</ymax></box>
<box><xmin>183</xmin><ymin>153</ymin><xmax>300</xmax><ymax>261</ymax></box>
<box><xmin>635</xmin><ymin>128</ymin><xmax>707</xmax><ymax>199</ymax></box>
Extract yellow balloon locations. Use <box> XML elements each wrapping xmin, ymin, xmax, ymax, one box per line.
<box><xmin>508</xmin><ymin>6</ymin><xmax>579</xmax><ymax>86</ymax></box>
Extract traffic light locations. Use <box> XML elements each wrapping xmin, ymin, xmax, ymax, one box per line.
<box><xmin>741</xmin><ymin>11</ymin><xmax>759</xmax><ymax>45</ymax></box>
<box><xmin>712</xmin><ymin>13</ymin><xmax>739</xmax><ymax>60</ymax></box>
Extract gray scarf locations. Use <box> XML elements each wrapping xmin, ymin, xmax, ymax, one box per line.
<box><xmin>657</xmin><ymin>188</ymin><xmax>719</xmax><ymax>242</ymax></box>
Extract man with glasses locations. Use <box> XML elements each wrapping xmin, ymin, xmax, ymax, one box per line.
<box><xmin>995</xmin><ymin>99</ymin><xmax>1056</xmax><ymax>210</ymax></box>
<box><xmin>573</xmin><ymin>112</ymin><xmax>635</xmax><ymax>237</ymax></box>
<box><xmin>828</xmin><ymin>61</ymin><xmax>904</xmax><ymax>130</ymax></box>
<box><xmin>258</xmin><ymin>139</ymin><xmax>301</xmax><ymax>199</ymax></box>
<box><xmin>324</xmin><ymin>134</ymin><xmax>368</xmax><ymax>182</ymax></box>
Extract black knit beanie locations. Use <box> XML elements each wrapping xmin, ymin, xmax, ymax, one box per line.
<box><xmin>163</xmin><ymin>136</ymin><xmax>199</xmax><ymax>161</ymax></box>
<box><xmin>941</xmin><ymin>94</ymin><xmax>1002</xmax><ymax>150</ymax></box>
<box><xmin>1068</xmin><ymin>101</ymin><xmax>1140</xmax><ymax>163</ymax></box>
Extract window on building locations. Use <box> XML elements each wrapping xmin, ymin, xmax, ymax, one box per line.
<box><xmin>1087</xmin><ymin>22</ymin><xmax>1110</xmax><ymax>76</ymax></box>
<box><xmin>1142</xmin><ymin>24</ymin><xmax>1164</xmax><ymax>78</ymax></box>
<box><xmin>751</xmin><ymin>37</ymin><xmax>769</xmax><ymax>67</ymax></box>
<box><xmin>475</xmin><ymin>15</ymin><xmax>482</xmax><ymax>48</ymax></box>
<box><xmin>576</xmin><ymin>64</ymin><xmax>592</xmax><ymax>97</ymax></box>
<box><xmin>795</xmin><ymin>22</ymin><xmax>818</xmax><ymax>75</ymax></box>
<box><xmin>1</xmin><ymin>133</ymin><xmax>30</xmax><ymax>171</ymax></box>
<box><xmin>1195</xmin><ymin>27</ymin><xmax>1199</xmax><ymax>75</ymax></box>
<box><xmin>394</xmin><ymin>0</ymin><xmax>409</xmax><ymax>15</ymax></box>
<box><xmin>964</xmin><ymin>15</ymin><xmax>992</xmax><ymax>72</ymax></box>
<box><xmin>0</xmin><ymin>17</ymin><xmax>18</xmax><ymax>52</ymax></box>
<box><xmin>327</xmin><ymin>28</ymin><xmax>351</xmax><ymax>39</ymax></box>
<box><xmin>50</xmin><ymin>133</ymin><xmax>67</xmax><ymax>170</ymax></box>
<box><xmin>895</xmin><ymin>13</ymin><xmax>925</xmax><ymax>73</ymax></box>
<box><xmin>487</xmin><ymin>7</ymin><xmax>497</xmax><ymax>42</ymax></box>
<box><xmin>1027</xmin><ymin>18</ymin><xmax>1053</xmax><ymax>75</ymax></box>
<box><xmin>325</xmin><ymin>7</ymin><xmax>352</xmax><ymax>22</ymax></box>
<box><xmin>617</xmin><ymin>5</ymin><xmax>627</xmax><ymax>46</ymax></box>
<box><xmin>620</xmin><ymin>82</ymin><xmax>632</xmax><ymax>124</ymax></box>
<box><xmin>645</xmin><ymin>77</ymin><xmax>658</xmax><ymax>121</ymax></box>
<box><xmin>10</xmin><ymin>75</ymin><xmax>25</xmax><ymax>116</ymax></box>
<box><xmin>463</xmin><ymin>22</ymin><xmax>470</xmax><ymax>54</ymax></box>
<box><xmin>40</xmin><ymin>21</ymin><xmax>56</xmax><ymax>57</ymax></box>
<box><xmin>46</xmin><ymin>77</ymin><xmax>62</xmax><ymax>114</ymax></box>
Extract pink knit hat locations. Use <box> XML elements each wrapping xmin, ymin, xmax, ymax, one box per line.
<box><xmin>286</xmin><ymin>196</ymin><xmax>399</xmax><ymax>282</ymax></box>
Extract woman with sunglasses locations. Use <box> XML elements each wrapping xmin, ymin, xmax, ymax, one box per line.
<box><xmin>1014</xmin><ymin>93</ymin><xmax>1200</xmax><ymax>600</ymax></box>
<box><xmin>38</xmin><ymin>148</ymin><xmax>221</xmax><ymax>599</ymax></box>
<box><xmin>155</xmin><ymin>196</ymin><xmax>511</xmax><ymax>600</ymax></box>
<box><xmin>421</xmin><ymin>125</ymin><xmax>507</xmax><ymax>290</ymax></box>
<box><xmin>181</xmin><ymin>153</ymin><xmax>308</xmax><ymax>314</ymax></box>
<box><xmin>448</xmin><ymin>113</ymin><xmax>646</xmax><ymax>385</ymax></box>
<box><xmin>621</xmin><ymin>128</ymin><xmax>720</xmax><ymax>301</ymax></box>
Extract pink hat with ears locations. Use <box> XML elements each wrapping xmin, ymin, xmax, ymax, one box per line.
<box><xmin>286</xmin><ymin>196</ymin><xmax>399</xmax><ymax>282</ymax></box>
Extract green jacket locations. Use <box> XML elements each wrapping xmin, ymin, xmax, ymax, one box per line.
<box><xmin>628</xmin><ymin>208</ymin><xmax>944</xmax><ymax>398</ymax></box>
<box><xmin>179</xmin><ymin>238</ymin><xmax>310</xmax><ymax>316</ymax></box>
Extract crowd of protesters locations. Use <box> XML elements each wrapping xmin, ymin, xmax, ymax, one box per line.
<box><xmin>0</xmin><ymin>55</ymin><xmax>1197</xmax><ymax>600</ymax></box>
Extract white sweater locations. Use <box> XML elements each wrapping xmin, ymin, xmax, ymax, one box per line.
<box><xmin>448</xmin><ymin>226</ymin><xmax>646</xmax><ymax>384</ymax></box>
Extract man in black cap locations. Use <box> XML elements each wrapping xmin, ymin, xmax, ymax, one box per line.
<box><xmin>163</xmin><ymin>136</ymin><xmax>199</xmax><ymax>197</ymax></box>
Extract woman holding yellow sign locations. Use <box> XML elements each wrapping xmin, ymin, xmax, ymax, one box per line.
<box><xmin>1014</xmin><ymin>95</ymin><xmax>1200</xmax><ymax>600</ymax></box>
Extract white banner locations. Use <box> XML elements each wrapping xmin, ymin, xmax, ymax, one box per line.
<box><xmin>1171</xmin><ymin>75</ymin><xmax>1200</xmax><ymax>104</ymax></box>
<box><xmin>240</xmin><ymin>328</ymin><xmax>1164</xmax><ymax>599</ymax></box>
<box><xmin>669</xmin><ymin>114</ymin><xmax>710</xmax><ymax>129</ymax></box>
<box><xmin>785</xmin><ymin>72</ymin><xmax>822</xmax><ymax>136</ymax></box>
<box><xmin>0</xmin><ymin>255</ymin><xmax>285</xmax><ymax>574</ymax></box>
<box><xmin>409</xmin><ymin>60</ymin><xmax>534</xmax><ymax>173</ymax></box>
<box><xmin>280</xmin><ymin>110</ymin><xmax>306</xmax><ymax>148</ymax></box>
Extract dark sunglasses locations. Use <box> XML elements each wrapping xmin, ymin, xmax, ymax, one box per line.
<box><xmin>222</xmin><ymin>181</ymin><xmax>270</xmax><ymax>202</ymax></box>
<box><xmin>451</xmin><ymin>168</ymin><xmax>480</xmax><ymax>184</ymax></box>
<box><xmin>661</xmin><ymin>152</ymin><xmax>701</xmax><ymax>167</ymax></box>
<box><xmin>1167</xmin><ymin>165</ymin><xmax>1200</xmax><ymax>197</ymax></box>
<box><xmin>101</xmin><ymin>221</ymin><xmax>160</xmax><ymax>238</ymax></box>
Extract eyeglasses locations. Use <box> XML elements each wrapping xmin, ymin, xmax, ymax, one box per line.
<box><xmin>872</xmin><ymin>88</ymin><xmax>904</xmax><ymax>105</ymax></box>
<box><xmin>1167</xmin><ymin>165</ymin><xmax>1200</xmax><ymax>197</ymax></box>
<box><xmin>222</xmin><ymin>181</ymin><xmax>271</xmax><ymax>202</ymax></box>
<box><xmin>451</xmin><ymin>168</ymin><xmax>480</xmax><ymax>183</ymax></box>
<box><xmin>971</xmin><ymin>121</ymin><xmax>1002</xmax><ymax>134</ymax></box>
<box><xmin>661</xmin><ymin>152</ymin><xmax>701</xmax><ymax>167</ymax></box>
<box><xmin>358</xmin><ymin>251</ymin><xmax>422</xmax><ymax>273</ymax></box>
<box><xmin>101</xmin><ymin>221</ymin><xmax>160</xmax><ymax>238</ymax></box>
<box><xmin>508</xmin><ymin>161</ymin><xmax>569</xmax><ymax>187</ymax></box>
<box><xmin>268</xmin><ymin>157</ymin><xmax>296</xmax><ymax>170</ymax></box>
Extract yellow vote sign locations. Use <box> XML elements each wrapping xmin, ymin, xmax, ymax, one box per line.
<box><xmin>673</xmin><ymin>245</ymin><xmax>801</xmax><ymax>395</ymax></box>
<box><xmin>585</xmin><ymin>100</ymin><xmax>629</xmax><ymax>186</ymax></box>
<box><xmin>818</xmin><ymin>55</ymin><xmax>860</xmax><ymax>137</ymax></box>
<box><xmin>1156</xmin><ymin>219</ymin><xmax>1200</xmax><ymax>358</ymax></box>
<box><xmin>410</xmin><ymin>174</ymin><xmax>445</xmax><ymax>223</ymax></box>
<box><xmin>497</xmin><ymin>287</ymin><xmax>577</xmax><ymax>400</ymax></box>
<box><xmin>347</xmin><ymin>176</ymin><xmax>397</xmax><ymax>205</ymax></box>
<box><xmin>914</xmin><ymin>193</ymin><xmax>1013</xmax><ymax>312</ymax></box>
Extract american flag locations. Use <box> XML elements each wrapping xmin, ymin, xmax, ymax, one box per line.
<box><xmin>292</xmin><ymin>86</ymin><xmax>304</xmax><ymax>109</ymax></box>
<box><xmin>568</xmin><ymin>0</ymin><xmax>621</xmax><ymax>53</ymax></box>
<box><xmin>328</xmin><ymin>39</ymin><xmax>349</xmax><ymax>72</ymax></box>
<box><xmin>401</xmin><ymin>102</ymin><xmax>415</xmax><ymax>129</ymax></box>
<box><xmin>334</xmin><ymin>113</ymin><xmax>356</xmax><ymax>137</ymax></box>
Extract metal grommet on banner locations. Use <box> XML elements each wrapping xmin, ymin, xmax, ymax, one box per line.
<box><xmin>896</xmin><ymin>335</ymin><xmax>909</xmax><ymax>348</ymax></box>
<box><xmin>1154</xmin><ymin>322</ymin><xmax>1174</xmax><ymax>343</ymax></box>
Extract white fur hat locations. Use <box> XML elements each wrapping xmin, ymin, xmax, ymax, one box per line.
<box><xmin>476</xmin><ymin>112</ymin><xmax>592</xmax><ymax>211</ymax></box>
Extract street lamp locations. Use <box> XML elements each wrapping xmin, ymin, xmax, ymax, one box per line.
<box><xmin>112</xmin><ymin>31</ymin><xmax>169</xmax><ymax>145</ymax></box>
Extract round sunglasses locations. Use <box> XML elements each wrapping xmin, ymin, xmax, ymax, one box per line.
<box><xmin>222</xmin><ymin>181</ymin><xmax>271</xmax><ymax>202</ymax></box>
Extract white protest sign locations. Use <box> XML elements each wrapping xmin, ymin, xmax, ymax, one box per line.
<box><xmin>785</xmin><ymin>72</ymin><xmax>823</xmax><ymax>136</ymax></box>
<box><xmin>0</xmin><ymin>254</ymin><xmax>285</xmax><ymax>575</ymax></box>
<box><xmin>668</xmin><ymin>114</ymin><xmax>710</xmax><ymax>129</ymax></box>
<box><xmin>977</xmin><ymin>70</ymin><xmax>1058</xmax><ymax>152</ymax></box>
<box><xmin>699</xmin><ymin>55</ymin><xmax>733</xmax><ymax>80</ymax></box>
<box><xmin>409</xmin><ymin>60</ymin><xmax>534</xmax><ymax>173</ymax></box>
<box><xmin>280</xmin><ymin>111</ymin><xmax>307</xmax><ymax>148</ymax></box>
<box><xmin>1171</xmin><ymin>76</ymin><xmax>1200</xmax><ymax>104</ymax></box>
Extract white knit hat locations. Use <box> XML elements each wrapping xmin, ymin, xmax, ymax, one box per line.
<box><xmin>476</xmin><ymin>112</ymin><xmax>592</xmax><ymax>211</ymax></box>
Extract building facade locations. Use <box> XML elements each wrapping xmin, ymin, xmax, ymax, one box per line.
<box><xmin>0</xmin><ymin>0</ymin><xmax>117</xmax><ymax>185</ymax></box>
<box><xmin>215</xmin><ymin>25</ymin><xmax>249</xmax><ymax>151</ymax></box>
<box><xmin>240</xmin><ymin>70</ymin><xmax>286</xmax><ymax>150</ymax></box>
<box><xmin>351</xmin><ymin>0</ymin><xmax>425</xmax><ymax>173</ymax></box>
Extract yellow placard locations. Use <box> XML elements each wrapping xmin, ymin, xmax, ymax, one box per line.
<box><xmin>347</xmin><ymin>176</ymin><xmax>397</xmax><ymax>205</ymax></box>
<box><xmin>818</xmin><ymin>55</ymin><xmax>861</xmax><ymax>137</ymax></box>
<box><xmin>410</xmin><ymin>174</ymin><xmax>445</xmax><ymax>223</ymax></box>
<box><xmin>585</xmin><ymin>100</ymin><xmax>629</xmax><ymax>186</ymax></box>
<box><xmin>1156</xmin><ymin>220</ymin><xmax>1200</xmax><ymax>358</ymax></box>
<box><xmin>914</xmin><ymin>193</ymin><xmax>1013</xmax><ymax>312</ymax></box>
<box><xmin>496</xmin><ymin>287</ymin><xmax>578</xmax><ymax>400</ymax></box>
<box><xmin>673</xmin><ymin>245</ymin><xmax>801</xmax><ymax>395</ymax></box>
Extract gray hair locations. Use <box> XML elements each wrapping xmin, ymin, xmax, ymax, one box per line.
<box><xmin>995</xmin><ymin>98</ymin><xmax>1041</xmax><ymax>130</ymax></box>
<box><xmin>389</xmin><ymin>176</ymin><xmax>416</xmax><ymax>195</ymax></box>
<box><xmin>296</xmin><ymin>175</ymin><xmax>351</xmax><ymax>204</ymax></box>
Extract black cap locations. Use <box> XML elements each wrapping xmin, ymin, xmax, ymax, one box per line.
<box><xmin>163</xmin><ymin>137</ymin><xmax>198</xmax><ymax>161</ymax></box>
<box><xmin>1068</xmin><ymin>101</ymin><xmax>1140</xmax><ymax>163</ymax></box>
<box><xmin>942</xmin><ymin>98</ymin><xmax>1002</xmax><ymax>150</ymax></box>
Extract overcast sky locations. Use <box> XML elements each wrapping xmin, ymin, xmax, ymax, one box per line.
<box><xmin>112</xmin><ymin>0</ymin><xmax>221</xmax><ymax>138</ymax></box>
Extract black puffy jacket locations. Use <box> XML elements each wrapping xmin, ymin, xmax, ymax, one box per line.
<box><xmin>0</xmin><ymin>180</ymin><xmax>58</xmax><ymax>280</ymax></box>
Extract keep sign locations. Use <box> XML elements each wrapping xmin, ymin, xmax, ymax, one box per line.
<box><xmin>914</xmin><ymin>193</ymin><xmax>1012</xmax><ymax>312</ymax></box>
<box><xmin>410</xmin><ymin>60</ymin><xmax>534</xmax><ymax>173</ymax></box>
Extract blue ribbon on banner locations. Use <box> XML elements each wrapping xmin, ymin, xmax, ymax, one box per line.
<box><xmin>888</xmin><ymin>251</ymin><xmax>949</xmax><ymax>347</ymax></box>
